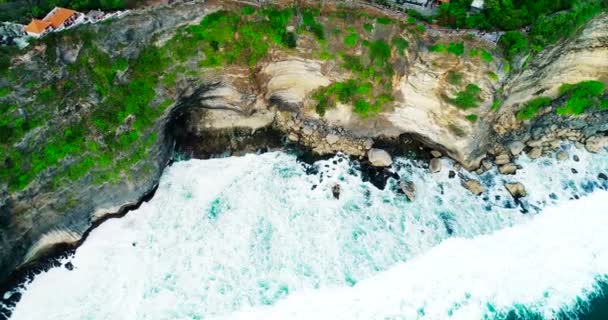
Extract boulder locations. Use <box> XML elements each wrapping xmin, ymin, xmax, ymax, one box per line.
<box><xmin>556</xmin><ymin>151</ymin><xmax>568</xmax><ymax>162</ymax></box>
<box><xmin>495</xmin><ymin>154</ymin><xmax>510</xmax><ymax>165</ymax></box>
<box><xmin>325</xmin><ymin>134</ymin><xmax>340</xmax><ymax>145</ymax></box>
<box><xmin>287</xmin><ymin>133</ymin><xmax>299</xmax><ymax>142</ymax></box>
<box><xmin>481</xmin><ymin>159</ymin><xmax>493</xmax><ymax>171</ymax></box>
<box><xmin>528</xmin><ymin>147</ymin><xmax>542</xmax><ymax>159</ymax></box>
<box><xmin>399</xmin><ymin>180</ymin><xmax>416</xmax><ymax>202</ymax></box>
<box><xmin>462</xmin><ymin>179</ymin><xmax>485</xmax><ymax>195</ymax></box>
<box><xmin>332</xmin><ymin>184</ymin><xmax>341</xmax><ymax>199</ymax></box>
<box><xmin>585</xmin><ymin>135</ymin><xmax>608</xmax><ymax>153</ymax></box>
<box><xmin>508</xmin><ymin>141</ymin><xmax>525</xmax><ymax>156</ymax></box>
<box><xmin>302</xmin><ymin>125</ymin><xmax>314</xmax><ymax>136</ymax></box>
<box><xmin>430</xmin><ymin>150</ymin><xmax>442</xmax><ymax>158</ymax></box>
<box><xmin>499</xmin><ymin>164</ymin><xmax>517</xmax><ymax>175</ymax></box>
<box><xmin>505</xmin><ymin>182</ymin><xmax>527</xmax><ymax>198</ymax></box>
<box><xmin>429</xmin><ymin>158</ymin><xmax>442</xmax><ymax>173</ymax></box>
<box><xmin>368</xmin><ymin>148</ymin><xmax>393</xmax><ymax>167</ymax></box>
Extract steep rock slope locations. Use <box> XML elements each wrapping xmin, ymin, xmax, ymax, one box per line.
<box><xmin>0</xmin><ymin>1</ymin><xmax>607</xmax><ymax>282</ymax></box>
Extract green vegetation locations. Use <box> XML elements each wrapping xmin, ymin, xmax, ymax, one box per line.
<box><xmin>498</xmin><ymin>31</ymin><xmax>529</xmax><ymax>62</ymax></box>
<box><xmin>556</xmin><ymin>81</ymin><xmax>606</xmax><ymax>115</ymax></box>
<box><xmin>466</xmin><ymin>114</ymin><xmax>478</xmax><ymax>122</ymax></box>
<box><xmin>376</xmin><ymin>17</ymin><xmax>392</xmax><ymax>25</ymax></box>
<box><xmin>391</xmin><ymin>37</ymin><xmax>409</xmax><ymax>56</ymax></box>
<box><xmin>447</xmin><ymin>84</ymin><xmax>482</xmax><ymax>110</ymax></box>
<box><xmin>447</xmin><ymin>71</ymin><xmax>463</xmax><ymax>85</ymax></box>
<box><xmin>363</xmin><ymin>23</ymin><xmax>373</xmax><ymax>32</ymax></box>
<box><xmin>436</xmin><ymin>0</ymin><xmax>607</xmax><ymax>62</ymax></box>
<box><xmin>301</xmin><ymin>8</ymin><xmax>325</xmax><ymax>41</ymax></box>
<box><xmin>0</xmin><ymin>87</ymin><xmax>10</xmax><ymax>98</ymax></box>
<box><xmin>487</xmin><ymin>71</ymin><xmax>498</xmax><ymax>81</ymax></box>
<box><xmin>429</xmin><ymin>42</ymin><xmax>464</xmax><ymax>57</ymax></box>
<box><xmin>469</xmin><ymin>48</ymin><xmax>493</xmax><ymax>62</ymax></box>
<box><xmin>516</xmin><ymin>81</ymin><xmax>607</xmax><ymax>120</ymax></box>
<box><xmin>491</xmin><ymin>99</ymin><xmax>502</xmax><ymax>110</ymax></box>
<box><xmin>344</xmin><ymin>32</ymin><xmax>358</xmax><ymax>48</ymax></box>
<box><xmin>447</xmin><ymin>42</ymin><xmax>465</xmax><ymax>56</ymax></box>
<box><xmin>516</xmin><ymin>96</ymin><xmax>552</xmax><ymax>121</ymax></box>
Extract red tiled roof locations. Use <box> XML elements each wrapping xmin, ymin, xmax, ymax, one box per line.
<box><xmin>46</xmin><ymin>7</ymin><xmax>78</xmax><ymax>29</ymax></box>
<box><xmin>25</xmin><ymin>19</ymin><xmax>50</xmax><ymax>34</ymax></box>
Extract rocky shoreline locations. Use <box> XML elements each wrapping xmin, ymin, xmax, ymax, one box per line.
<box><xmin>0</xmin><ymin>0</ymin><xmax>606</xmax><ymax>290</ymax></box>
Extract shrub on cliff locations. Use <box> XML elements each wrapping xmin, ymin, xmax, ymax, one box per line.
<box><xmin>447</xmin><ymin>84</ymin><xmax>482</xmax><ymax>110</ymax></box>
<box><xmin>557</xmin><ymin>81</ymin><xmax>606</xmax><ymax>115</ymax></box>
<box><xmin>516</xmin><ymin>97</ymin><xmax>552</xmax><ymax>121</ymax></box>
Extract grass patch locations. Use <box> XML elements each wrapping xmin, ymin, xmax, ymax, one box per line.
<box><xmin>430</xmin><ymin>42</ymin><xmax>464</xmax><ymax>56</ymax></box>
<box><xmin>491</xmin><ymin>99</ymin><xmax>502</xmax><ymax>110</ymax></box>
<box><xmin>447</xmin><ymin>42</ymin><xmax>465</xmax><ymax>56</ymax></box>
<box><xmin>556</xmin><ymin>80</ymin><xmax>606</xmax><ymax>115</ymax></box>
<box><xmin>470</xmin><ymin>48</ymin><xmax>493</xmax><ymax>62</ymax></box>
<box><xmin>447</xmin><ymin>84</ymin><xmax>482</xmax><ymax>110</ymax></box>
<box><xmin>487</xmin><ymin>71</ymin><xmax>498</xmax><ymax>81</ymax></box>
<box><xmin>0</xmin><ymin>87</ymin><xmax>10</xmax><ymax>98</ymax></box>
<box><xmin>516</xmin><ymin>96</ymin><xmax>552</xmax><ymax>120</ymax></box>
<box><xmin>363</xmin><ymin>23</ymin><xmax>373</xmax><ymax>32</ymax></box>
<box><xmin>466</xmin><ymin>114</ymin><xmax>478</xmax><ymax>122</ymax></box>
<box><xmin>376</xmin><ymin>17</ymin><xmax>392</xmax><ymax>25</ymax></box>
<box><xmin>447</xmin><ymin>71</ymin><xmax>463</xmax><ymax>85</ymax></box>
<box><xmin>391</xmin><ymin>37</ymin><xmax>409</xmax><ymax>56</ymax></box>
<box><xmin>344</xmin><ymin>32</ymin><xmax>358</xmax><ymax>48</ymax></box>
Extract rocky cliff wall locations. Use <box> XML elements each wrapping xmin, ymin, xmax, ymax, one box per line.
<box><xmin>0</xmin><ymin>1</ymin><xmax>607</xmax><ymax>282</ymax></box>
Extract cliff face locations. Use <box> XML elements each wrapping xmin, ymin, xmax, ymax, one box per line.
<box><xmin>0</xmin><ymin>2</ymin><xmax>607</xmax><ymax>281</ymax></box>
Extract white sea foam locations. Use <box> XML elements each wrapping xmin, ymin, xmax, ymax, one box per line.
<box><xmin>7</xmin><ymin>147</ymin><xmax>608</xmax><ymax>320</ymax></box>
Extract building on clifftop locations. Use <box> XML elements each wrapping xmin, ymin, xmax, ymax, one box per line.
<box><xmin>24</xmin><ymin>7</ymin><xmax>84</xmax><ymax>37</ymax></box>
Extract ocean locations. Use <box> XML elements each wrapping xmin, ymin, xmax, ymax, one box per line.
<box><xmin>2</xmin><ymin>144</ymin><xmax>608</xmax><ymax>320</ymax></box>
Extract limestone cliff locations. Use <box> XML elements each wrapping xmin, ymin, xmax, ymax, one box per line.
<box><xmin>0</xmin><ymin>1</ymin><xmax>607</xmax><ymax>282</ymax></box>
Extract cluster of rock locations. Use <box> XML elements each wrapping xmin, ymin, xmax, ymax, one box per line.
<box><xmin>276</xmin><ymin>111</ymin><xmax>374</xmax><ymax>157</ymax></box>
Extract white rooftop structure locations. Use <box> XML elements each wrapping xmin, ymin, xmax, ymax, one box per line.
<box><xmin>471</xmin><ymin>0</ymin><xmax>485</xmax><ymax>10</ymax></box>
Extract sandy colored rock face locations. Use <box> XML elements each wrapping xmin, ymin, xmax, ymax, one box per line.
<box><xmin>585</xmin><ymin>135</ymin><xmax>608</xmax><ymax>153</ymax></box>
<box><xmin>368</xmin><ymin>148</ymin><xmax>393</xmax><ymax>167</ymax></box>
<box><xmin>505</xmin><ymin>182</ymin><xmax>527</xmax><ymax>198</ymax></box>
<box><xmin>261</xmin><ymin>58</ymin><xmax>331</xmax><ymax>104</ymax></box>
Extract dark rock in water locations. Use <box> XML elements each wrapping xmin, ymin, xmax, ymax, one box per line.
<box><xmin>573</xmin><ymin>155</ymin><xmax>580</xmax><ymax>162</ymax></box>
<box><xmin>571</xmin><ymin>168</ymin><xmax>579</xmax><ymax>174</ymax></box>
<box><xmin>549</xmin><ymin>193</ymin><xmax>558</xmax><ymax>200</ymax></box>
<box><xmin>311</xmin><ymin>184</ymin><xmax>317</xmax><ymax>190</ymax></box>
<box><xmin>448</xmin><ymin>170</ymin><xmax>456</xmax><ymax>179</ymax></box>
<box><xmin>359</xmin><ymin>163</ymin><xmax>399</xmax><ymax>190</ymax></box>
<box><xmin>598</xmin><ymin>173</ymin><xmax>608</xmax><ymax>180</ymax></box>
<box><xmin>132</xmin><ymin>242</ymin><xmax>136</xmax><ymax>247</ymax></box>
<box><xmin>399</xmin><ymin>180</ymin><xmax>416</xmax><ymax>202</ymax></box>
<box><xmin>332</xmin><ymin>184</ymin><xmax>341</xmax><ymax>199</ymax></box>
<box><xmin>65</xmin><ymin>262</ymin><xmax>74</xmax><ymax>271</ymax></box>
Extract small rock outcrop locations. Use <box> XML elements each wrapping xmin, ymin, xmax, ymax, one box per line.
<box><xmin>509</xmin><ymin>141</ymin><xmax>525</xmax><ymax>156</ymax></box>
<box><xmin>495</xmin><ymin>154</ymin><xmax>510</xmax><ymax>165</ymax></box>
<box><xmin>556</xmin><ymin>151</ymin><xmax>568</xmax><ymax>161</ymax></box>
<box><xmin>332</xmin><ymin>184</ymin><xmax>341</xmax><ymax>199</ymax></box>
<box><xmin>499</xmin><ymin>164</ymin><xmax>518</xmax><ymax>175</ymax></box>
<box><xmin>462</xmin><ymin>179</ymin><xmax>485</xmax><ymax>195</ymax></box>
<box><xmin>528</xmin><ymin>147</ymin><xmax>543</xmax><ymax>159</ymax></box>
<box><xmin>585</xmin><ymin>135</ymin><xmax>608</xmax><ymax>153</ymax></box>
<box><xmin>399</xmin><ymin>180</ymin><xmax>416</xmax><ymax>202</ymax></box>
<box><xmin>367</xmin><ymin>148</ymin><xmax>393</xmax><ymax>167</ymax></box>
<box><xmin>429</xmin><ymin>158</ymin><xmax>442</xmax><ymax>173</ymax></box>
<box><xmin>431</xmin><ymin>150</ymin><xmax>442</xmax><ymax>158</ymax></box>
<box><xmin>505</xmin><ymin>182</ymin><xmax>527</xmax><ymax>198</ymax></box>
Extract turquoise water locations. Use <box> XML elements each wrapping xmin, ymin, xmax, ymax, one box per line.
<box><xmin>4</xmin><ymin>146</ymin><xmax>608</xmax><ymax>319</ymax></box>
